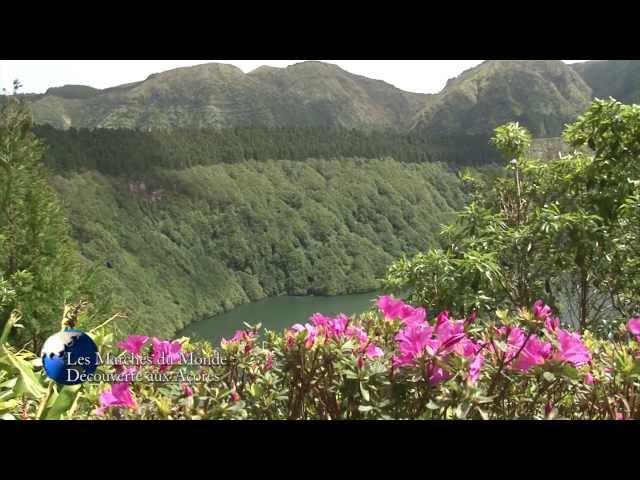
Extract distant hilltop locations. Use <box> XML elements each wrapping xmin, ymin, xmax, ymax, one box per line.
<box><xmin>16</xmin><ymin>60</ymin><xmax>640</xmax><ymax>141</ymax></box>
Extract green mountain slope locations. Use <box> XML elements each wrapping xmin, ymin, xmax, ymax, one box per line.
<box><xmin>27</xmin><ymin>62</ymin><xmax>433</xmax><ymax>131</ymax></box>
<box><xmin>571</xmin><ymin>60</ymin><xmax>640</xmax><ymax>104</ymax></box>
<box><xmin>23</xmin><ymin>60</ymin><xmax>640</xmax><ymax>146</ymax></box>
<box><xmin>49</xmin><ymin>158</ymin><xmax>464</xmax><ymax>337</ymax></box>
<box><xmin>411</xmin><ymin>60</ymin><xmax>593</xmax><ymax>138</ymax></box>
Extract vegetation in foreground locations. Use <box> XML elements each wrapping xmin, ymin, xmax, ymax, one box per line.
<box><xmin>2</xmin><ymin>295</ymin><xmax>639</xmax><ymax>420</ymax></box>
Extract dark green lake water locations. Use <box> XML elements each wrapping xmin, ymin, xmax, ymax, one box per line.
<box><xmin>179</xmin><ymin>292</ymin><xmax>380</xmax><ymax>345</ymax></box>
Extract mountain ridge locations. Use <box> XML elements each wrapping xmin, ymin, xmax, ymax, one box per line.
<box><xmin>19</xmin><ymin>60</ymin><xmax>640</xmax><ymax>146</ymax></box>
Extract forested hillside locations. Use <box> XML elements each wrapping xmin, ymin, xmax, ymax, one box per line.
<box><xmin>34</xmin><ymin>124</ymin><xmax>499</xmax><ymax>172</ymax></box>
<box><xmin>571</xmin><ymin>60</ymin><xmax>640</xmax><ymax>104</ymax></box>
<box><xmin>49</xmin><ymin>159</ymin><xmax>464</xmax><ymax>337</ymax></box>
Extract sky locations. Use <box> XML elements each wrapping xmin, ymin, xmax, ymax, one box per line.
<box><xmin>0</xmin><ymin>60</ymin><xmax>590</xmax><ymax>96</ymax></box>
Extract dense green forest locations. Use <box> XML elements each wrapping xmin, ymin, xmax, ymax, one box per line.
<box><xmin>34</xmin><ymin>125</ymin><xmax>498</xmax><ymax>174</ymax></box>
<box><xmin>49</xmin><ymin>158</ymin><xmax>464</xmax><ymax>337</ymax></box>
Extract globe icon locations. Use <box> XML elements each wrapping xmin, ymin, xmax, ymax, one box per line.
<box><xmin>41</xmin><ymin>330</ymin><xmax>98</xmax><ymax>385</ymax></box>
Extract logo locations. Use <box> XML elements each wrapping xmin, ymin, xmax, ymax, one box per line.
<box><xmin>41</xmin><ymin>330</ymin><xmax>98</xmax><ymax>385</ymax></box>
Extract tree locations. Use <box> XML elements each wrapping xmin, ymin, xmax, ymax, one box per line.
<box><xmin>385</xmin><ymin>99</ymin><xmax>640</xmax><ymax>334</ymax></box>
<box><xmin>0</xmin><ymin>92</ymin><xmax>80</xmax><ymax>349</ymax></box>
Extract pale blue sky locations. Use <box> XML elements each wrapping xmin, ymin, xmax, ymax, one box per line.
<box><xmin>0</xmin><ymin>60</ymin><xmax>590</xmax><ymax>96</ymax></box>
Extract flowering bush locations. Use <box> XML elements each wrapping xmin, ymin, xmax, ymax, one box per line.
<box><xmin>68</xmin><ymin>296</ymin><xmax>640</xmax><ymax>420</ymax></box>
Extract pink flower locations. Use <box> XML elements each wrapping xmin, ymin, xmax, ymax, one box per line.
<box><xmin>365</xmin><ymin>343</ymin><xmax>384</xmax><ymax>359</ymax></box>
<box><xmin>231</xmin><ymin>391</ymin><xmax>240</xmax><ymax>403</ymax></box>
<box><xmin>394</xmin><ymin>322</ymin><xmax>436</xmax><ymax>366</ymax></box>
<box><xmin>502</xmin><ymin>327</ymin><xmax>551</xmax><ymax>372</ymax></box>
<box><xmin>304</xmin><ymin>324</ymin><xmax>317</xmax><ymax>349</ymax></box>
<box><xmin>545</xmin><ymin>401</ymin><xmax>553</xmax><ymax>416</ymax></box>
<box><xmin>264</xmin><ymin>353</ymin><xmax>273</xmax><ymax>371</ymax></box>
<box><xmin>533</xmin><ymin>300</ymin><xmax>552</xmax><ymax>320</ymax></box>
<box><xmin>329</xmin><ymin>314</ymin><xmax>349</xmax><ymax>337</ymax></box>
<box><xmin>401</xmin><ymin>307</ymin><xmax>427</xmax><ymax>326</ymax></box>
<box><xmin>465</xmin><ymin>309</ymin><xmax>478</xmax><ymax>325</ymax></box>
<box><xmin>468</xmin><ymin>352</ymin><xmax>484</xmax><ymax>384</ymax></box>
<box><xmin>310</xmin><ymin>313</ymin><xmax>331</xmax><ymax>328</ymax></box>
<box><xmin>434</xmin><ymin>316</ymin><xmax>464</xmax><ymax>339</ymax></box>
<box><xmin>377</xmin><ymin>295</ymin><xmax>406</xmax><ymax>320</ymax></box>
<box><xmin>116</xmin><ymin>335</ymin><xmax>149</xmax><ymax>356</ymax></box>
<box><xmin>585</xmin><ymin>372</ymin><xmax>594</xmax><ymax>385</ymax></box>
<box><xmin>221</xmin><ymin>329</ymin><xmax>257</xmax><ymax>354</ymax></box>
<box><xmin>511</xmin><ymin>335</ymin><xmax>551</xmax><ymax>372</ymax></box>
<box><xmin>439</xmin><ymin>333</ymin><xmax>467</xmax><ymax>354</ymax></box>
<box><xmin>435</xmin><ymin>310</ymin><xmax>450</xmax><ymax>327</ymax></box>
<box><xmin>287</xmin><ymin>323</ymin><xmax>317</xmax><ymax>349</ymax></box>
<box><xmin>627</xmin><ymin>317</ymin><xmax>640</xmax><ymax>336</ymax></box>
<box><xmin>554</xmin><ymin>329</ymin><xmax>591</xmax><ymax>367</ymax></box>
<box><xmin>345</xmin><ymin>325</ymin><xmax>368</xmax><ymax>344</ymax></box>
<box><xmin>544</xmin><ymin>316</ymin><xmax>560</xmax><ymax>332</ymax></box>
<box><xmin>182</xmin><ymin>383</ymin><xmax>193</xmax><ymax>397</ymax></box>
<box><xmin>95</xmin><ymin>382</ymin><xmax>137</xmax><ymax>416</ymax></box>
<box><xmin>151</xmin><ymin>338</ymin><xmax>182</xmax><ymax>371</ymax></box>
<box><xmin>615</xmin><ymin>411</ymin><xmax>625</xmax><ymax>420</ymax></box>
<box><xmin>376</xmin><ymin>295</ymin><xmax>426</xmax><ymax>326</ymax></box>
<box><xmin>427</xmin><ymin>365</ymin><xmax>450</xmax><ymax>385</ymax></box>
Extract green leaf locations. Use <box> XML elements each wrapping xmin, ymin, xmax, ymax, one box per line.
<box><xmin>43</xmin><ymin>384</ymin><xmax>82</xmax><ymax>419</ymax></box>
<box><xmin>0</xmin><ymin>346</ymin><xmax>46</xmax><ymax>399</ymax></box>
<box><xmin>0</xmin><ymin>312</ymin><xmax>20</xmax><ymax>345</ymax></box>
<box><xmin>543</xmin><ymin>371</ymin><xmax>556</xmax><ymax>382</ymax></box>
<box><xmin>359</xmin><ymin>383</ymin><xmax>370</xmax><ymax>402</ymax></box>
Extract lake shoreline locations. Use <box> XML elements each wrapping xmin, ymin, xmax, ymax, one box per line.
<box><xmin>178</xmin><ymin>291</ymin><xmax>383</xmax><ymax>345</ymax></box>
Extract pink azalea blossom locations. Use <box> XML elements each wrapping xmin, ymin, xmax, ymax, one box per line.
<box><xmin>394</xmin><ymin>322</ymin><xmax>436</xmax><ymax>366</ymax></box>
<box><xmin>468</xmin><ymin>352</ymin><xmax>484</xmax><ymax>384</ymax></box>
<box><xmin>554</xmin><ymin>329</ymin><xmax>592</xmax><ymax>367</ymax></box>
<box><xmin>377</xmin><ymin>295</ymin><xmax>406</xmax><ymax>320</ymax></box>
<box><xmin>223</xmin><ymin>329</ymin><xmax>256</xmax><ymax>344</ymax></box>
<box><xmin>151</xmin><ymin>338</ymin><xmax>182</xmax><ymax>371</ymax></box>
<box><xmin>501</xmin><ymin>327</ymin><xmax>551</xmax><ymax>372</ymax></box>
<box><xmin>465</xmin><ymin>309</ymin><xmax>478</xmax><ymax>325</ymax></box>
<box><xmin>511</xmin><ymin>335</ymin><xmax>551</xmax><ymax>372</ymax></box>
<box><xmin>401</xmin><ymin>307</ymin><xmax>427</xmax><ymax>326</ymax></box>
<box><xmin>533</xmin><ymin>300</ymin><xmax>552</xmax><ymax>320</ymax></box>
<box><xmin>545</xmin><ymin>401</ymin><xmax>553</xmax><ymax>416</ymax></box>
<box><xmin>304</xmin><ymin>324</ymin><xmax>317</xmax><ymax>349</ymax></box>
<box><xmin>365</xmin><ymin>343</ymin><xmax>384</xmax><ymax>359</ymax></box>
<box><xmin>376</xmin><ymin>295</ymin><xmax>428</xmax><ymax>326</ymax></box>
<box><xmin>585</xmin><ymin>372</ymin><xmax>594</xmax><ymax>385</ymax></box>
<box><xmin>264</xmin><ymin>353</ymin><xmax>273</xmax><ymax>371</ymax></box>
<box><xmin>221</xmin><ymin>330</ymin><xmax>257</xmax><ymax>354</ymax></box>
<box><xmin>310</xmin><ymin>313</ymin><xmax>331</xmax><ymax>328</ymax></box>
<box><xmin>95</xmin><ymin>382</ymin><xmax>137</xmax><ymax>416</ymax></box>
<box><xmin>117</xmin><ymin>335</ymin><xmax>149</xmax><ymax>356</ymax></box>
<box><xmin>544</xmin><ymin>316</ymin><xmax>560</xmax><ymax>332</ymax></box>
<box><xmin>329</xmin><ymin>314</ymin><xmax>349</xmax><ymax>337</ymax></box>
<box><xmin>426</xmin><ymin>365</ymin><xmax>450</xmax><ymax>385</ymax></box>
<box><xmin>345</xmin><ymin>325</ymin><xmax>368</xmax><ymax>344</ymax></box>
<box><xmin>182</xmin><ymin>383</ymin><xmax>193</xmax><ymax>397</ymax></box>
<box><xmin>435</xmin><ymin>310</ymin><xmax>450</xmax><ymax>327</ymax></box>
<box><xmin>627</xmin><ymin>317</ymin><xmax>640</xmax><ymax>336</ymax></box>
